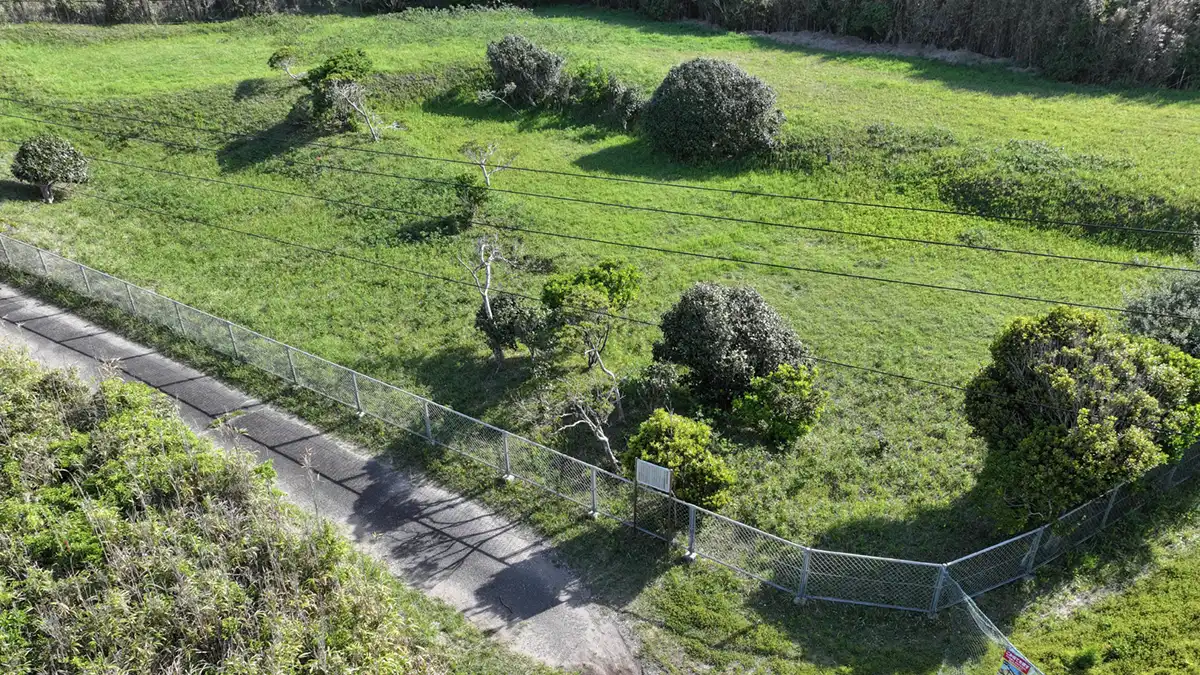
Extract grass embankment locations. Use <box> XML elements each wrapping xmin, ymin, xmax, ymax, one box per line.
<box><xmin>2</xmin><ymin>7</ymin><xmax>1200</xmax><ymax>673</ymax></box>
<box><xmin>0</xmin><ymin>346</ymin><xmax>552</xmax><ymax>674</ymax></box>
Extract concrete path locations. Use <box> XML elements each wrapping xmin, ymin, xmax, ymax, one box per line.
<box><xmin>0</xmin><ymin>282</ymin><xmax>640</xmax><ymax>675</ymax></box>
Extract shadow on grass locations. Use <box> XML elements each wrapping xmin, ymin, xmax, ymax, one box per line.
<box><xmin>0</xmin><ymin>179</ymin><xmax>42</xmax><ymax>203</ymax></box>
<box><xmin>394</xmin><ymin>343</ymin><xmax>535</xmax><ymax>418</ymax></box>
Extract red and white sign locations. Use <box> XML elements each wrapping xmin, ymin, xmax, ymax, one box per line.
<box><xmin>999</xmin><ymin>649</ymin><xmax>1032</xmax><ymax>674</ymax></box>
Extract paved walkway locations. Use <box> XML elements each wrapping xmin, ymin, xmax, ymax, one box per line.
<box><xmin>0</xmin><ymin>282</ymin><xmax>640</xmax><ymax>675</ymax></box>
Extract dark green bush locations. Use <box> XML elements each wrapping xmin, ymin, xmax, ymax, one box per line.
<box><xmin>1126</xmin><ymin>273</ymin><xmax>1200</xmax><ymax>358</ymax></box>
<box><xmin>733</xmin><ymin>363</ymin><xmax>826</xmax><ymax>448</ymax></box>
<box><xmin>485</xmin><ymin>34</ymin><xmax>566</xmax><ymax>108</ymax></box>
<box><xmin>475</xmin><ymin>294</ymin><xmax>546</xmax><ymax>358</ymax></box>
<box><xmin>643</xmin><ymin>58</ymin><xmax>783</xmax><ymax>161</ymax></box>
<box><xmin>965</xmin><ymin>306</ymin><xmax>1200</xmax><ymax>531</ymax></box>
<box><xmin>569</xmin><ymin>63</ymin><xmax>647</xmax><ymax>130</ymax></box>
<box><xmin>623</xmin><ymin>409</ymin><xmax>735</xmax><ymax>510</ymax></box>
<box><xmin>451</xmin><ymin>170</ymin><xmax>489</xmax><ymax>229</ymax></box>
<box><xmin>654</xmin><ymin>282</ymin><xmax>811</xmax><ymax>405</ymax></box>
<box><xmin>10</xmin><ymin>134</ymin><xmax>89</xmax><ymax>204</ymax></box>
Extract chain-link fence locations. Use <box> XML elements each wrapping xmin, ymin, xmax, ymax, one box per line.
<box><xmin>8</xmin><ymin>233</ymin><xmax>1200</xmax><ymax>672</ymax></box>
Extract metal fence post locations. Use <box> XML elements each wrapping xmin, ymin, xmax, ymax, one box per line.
<box><xmin>350</xmin><ymin>372</ymin><xmax>364</xmax><ymax>415</ymax></box>
<box><xmin>36</xmin><ymin>248</ymin><xmax>48</xmax><ymax>276</ymax></box>
<box><xmin>286</xmin><ymin>346</ymin><xmax>299</xmax><ymax>384</ymax></box>
<box><xmin>422</xmin><ymin>400</ymin><xmax>433</xmax><ymax>443</ymax></box>
<box><xmin>1101</xmin><ymin>485</ymin><xmax>1122</xmax><ymax>528</ymax></box>
<box><xmin>78</xmin><ymin>264</ymin><xmax>91</xmax><ymax>294</ymax></box>
<box><xmin>1023</xmin><ymin>526</ymin><xmax>1046</xmax><ymax>577</ymax></box>
<box><xmin>500</xmin><ymin>433</ymin><xmax>513</xmax><ymax>481</ymax></box>
<box><xmin>173</xmin><ymin>302</ymin><xmax>185</xmax><ymax>334</ymax></box>
<box><xmin>589</xmin><ymin>466</ymin><xmax>598</xmax><ymax>519</ymax></box>
<box><xmin>684</xmin><ymin>505</ymin><xmax>697</xmax><ymax>562</ymax></box>
<box><xmin>124</xmin><ymin>282</ymin><xmax>137</xmax><ymax>314</ymax></box>
<box><xmin>0</xmin><ymin>235</ymin><xmax>11</xmax><ymax>265</ymax></box>
<box><xmin>794</xmin><ymin>548</ymin><xmax>811</xmax><ymax>604</ymax></box>
<box><xmin>928</xmin><ymin>565</ymin><xmax>949</xmax><ymax>617</ymax></box>
<box><xmin>225</xmin><ymin>322</ymin><xmax>239</xmax><ymax>359</ymax></box>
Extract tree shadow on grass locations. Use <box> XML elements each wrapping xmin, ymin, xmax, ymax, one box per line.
<box><xmin>0</xmin><ymin>179</ymin><xmax>41</xmax><ymax>203</ymax></box>
<box><xmin>215</xmin><ymin>115</ymin><xmax>323</xmax><ymax>174</ymax></box>
<box><xmin>573</xmin><ymin>138</ymin><xmax>769</xmax><ymax>182</ymax></box>
<box><xmin>395</xmin><ymin>343</ymin><xmax>537</xmax><ymax>418</ymax></box>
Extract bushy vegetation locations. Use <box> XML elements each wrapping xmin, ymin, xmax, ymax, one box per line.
<box><xmin>542</xmin><ymin>259</ymin><xmax>641</xmax><ymax>312</ymax></box>
<box><xmin>965</xmin><ymin>307</ymin><xmax>1200</xmax><ymax>531</ymax></box>
<box><xmin>623</xmin><ymin>409</ymin><xmax>735</xmax><ymax>509</ymax></box>
<box><xmin>643</xmin><ymin>58</ymin><xmax>783</xmax><ymax>161</ymax></box>
<box><xmin>1126</xmin><ymin>273</ymin><xmax>1200</xmax><ymax>357</ymax></box>
<box><xmin>485</xmin><ymin>34</ymin><xmax>567</xmax><ymax>109</ymax></box>
<box><xmin>10</xmin><ymin>134</ymin><xmax>89</xmax><ymax>203</ymax></box>
<box><xmin>0</xmin><ymin>349</ymin><xmax>544</xmax><ymax>674</ymax></box>
<box><xmin>299</xmin><ymin>48</ymin><xmax>376</xmax><ymax>131</ymax></box>
<box><xmin>733</xmin><ymin>363</ymin><xmax>825</xmax><ymax>448</ymax></box>
<box><xmin>654</xmin><ymin>283</ymin><xmax>813</xmax><ymax>405</ymax></box>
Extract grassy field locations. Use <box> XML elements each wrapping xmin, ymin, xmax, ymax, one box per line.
<box><xmin>2</xmin><ymin>6</ymin><xmax>1200</xmax><ymax>672</ymax></box>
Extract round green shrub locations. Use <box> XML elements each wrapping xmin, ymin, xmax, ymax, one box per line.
<box><xmin>301</xmin><ymin>49</ymin><xmax>375</xmax><ymax>131</ymax></box>
<box><xmin>653</xmin><ymin>282</ymin><xmax>811</xmax><ymax>405</ymax></box>
<box><xmin>623</xmin><ymin>409</ymin><xmax>734</xmax><ymax>510</ymax></box>
<box><xmin>10</xmin><ymin>134</ymin><xmax>89</xmax><ymax>204</ymax></box>
<box><xmin>1126</xmin><ymin>273</ymin><xmax>1200</xmax><ymax>358</ymax></box>
<box><xmin>541</xmin><ymin>260</ymin><xmax>641</xmax><ymax>312</ymax></box>
<box><xmin>485</xmin><ymin>34</ymin><xmax>566</xmax><ymax>108</ymax></box>
<box><xmin>733</xmin><ymin>363</ymin><xmax>825</xmax><ymax>448</ymax></box>
<box><xmin>643</xmin><ymin>58</ymin><xmax>783</xmax><ymax>161</ymax></box>
<box><xmin>965</xmin><ymin>306</ymin><xmax>1200</xmax><ymax>532</ymax></box>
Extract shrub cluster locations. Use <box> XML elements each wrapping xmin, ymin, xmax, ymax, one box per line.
<box><xmin>654</xmin><ymin>282</ymin><xmax>812</xmax><ymax>404</ymax></box>
<box><xmin>0</xmin><ymin>349</ymin><xmax>540</xmax><ymax>674</ymax></box>
<box><xmin>623</xmin><ymin>409</ymin><xmax>735</xmax><ymax>510</ymax></box>
<box><xmin>965</xmin><ymin>306</ymin><xmax>1200</xmax><ymax>531</ymax></box>
<box><xmin>643</xmin><ymin>58</ymin><xmax>784</xmax><ymax>161</ymax></box>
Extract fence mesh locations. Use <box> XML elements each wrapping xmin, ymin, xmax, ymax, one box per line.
<box><xmin>806</xmin><ymin>550</ymin><xmax>942</xmax><ymax>611</ymax></box>
<box><xmin>18</xmin><ymin>234</ymin><xmax>1200</xmax><ymax>673</ymax></box>
<box><xmin>938</xmin><ymin>578</ymin><xmax>1044</xmax><ymax>675</ymax></box>
<box><xmin>693</xmin><ymin>509</ymin><xmax>807</xmax><ymax>593</ymax></box>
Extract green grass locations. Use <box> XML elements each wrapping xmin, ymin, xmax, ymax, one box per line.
<box><xmin>2</xmin><ymin>6</ymin><xmax>1200</xmax><ymax>672</ymax></box>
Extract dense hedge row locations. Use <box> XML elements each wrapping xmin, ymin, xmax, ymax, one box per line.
<box><xmin>6</xmin><ymin>0</ymin><xmax>1200</xmax><ymax>88</ymax></box>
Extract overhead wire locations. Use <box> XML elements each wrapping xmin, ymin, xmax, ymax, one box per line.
<box><xmin>3</xmin><ymin>108</ymin><xmax>1198</xmax><ymax>275</ymax></box>
<box><xmin>2</xmin><ymin>95</ymin><xmax>1196</xmax><ymax>239</ymax></box>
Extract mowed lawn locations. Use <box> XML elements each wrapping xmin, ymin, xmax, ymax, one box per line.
<box><xmin>4</xmin><ymin>7</ymin><xmax>1200</xmax><ymax>673</ymax></box>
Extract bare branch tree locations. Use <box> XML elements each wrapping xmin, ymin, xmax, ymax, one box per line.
<box><xmin>558</xmin><ymin>388</ymin><xmax>621</xmax><ymax>470</ymax></box>
<box><xmin>329</xmin><ymin>80</ymin><xmax>384</xmax><ymax>142</ymax></box>
<box><xmin>461</xmin><ymin>140</ymin><xmax>517</xmax><ymax>187</ymax></box>
<box><xmin>459</xmin><ymin>234</ymin><xmax>514</xmax><ymax>361</ymax></box>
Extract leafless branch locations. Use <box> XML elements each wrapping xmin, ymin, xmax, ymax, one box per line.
<box><xmin>461</xmin><ymin>140</ymin><xmax>517</xmax><ymax>187</ymax></box>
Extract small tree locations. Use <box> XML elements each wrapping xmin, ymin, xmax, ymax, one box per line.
<box><xmin>542</xmin><ymin>260</ymin><xmax>640</xmax><ymax>371</ymax></box>
<box><xmin>966</xmin><ymin>306</ymin><xmax>1200</xmax><ymax>531</ymax></box>
<box><xmin>11</xmin><ymin>135</ymin><xmax>89</xmax><ymax>204</ymax></box>
<box><xmin>483</xmin><ymin>35</ymin><xmax>566</xmax><ymax>108</ymax></box>
<box><xmin>301</xmin><ymin>49</ymin><xmax>375</xmax><ymax>132</ymax></box>
<box><xmin>541</xmin><ymin>259</ymin><xmax>641</xmax><ymax>312</ymax></box>
<box><xmin>474</xmin><ymin>294</ymin><xmax>546</xmax><ymax>363</ymax></box>
<box><xmin>623</xmin><ymin>409</ymin><xmax>734</xmax><ymax>510</ymax></box>
<box><xmin>733</xmin><ymin>363</ymin><xmax>825</xmax><ymax>448</ymax></box>
<box><xmin>654</xmin><ymin>282</ymin><xmax>811</xmax><ymax>405</ymax></box>
<box><xmin>643</xmin><ymin>58</ymin><xmax>783</xmax><ymax>161</ymax></box>
<box><xmin>461</xmin><ymin>235</ymin><xmax>515</xmax><ymax>362</ymax></box>
<box><xmin>1126</xmin><ymin>272</ymin><xmax>1200</xmax><ymax>358</ymax></box>
<box><xmin>461</xmin><ymin>141</ymin><xmax>516</xmax><ymax>187</ymax></box>
<box><xmin>328</xmin><ymin>79</ymin><xmax>384</xmax><ymax>142</ymax></box>
<box><xmin>559</xmin><ymin>384</ymin><xmax>622</xmax><ymax>469</ymax></box>
<box><xmin>267</xmin><ymin>46</ymin><xmax>304</xmax><ymax>81</ymax></box>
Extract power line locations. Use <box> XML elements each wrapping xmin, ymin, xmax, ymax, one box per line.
<box><xmin>9</xmin><ymin>190</ymin><xmax>1183</xmax><ymax>433</ymax></box>
<box><xmin>5</xmin><ymin>138</ymin><xmax>1190</xmax><ymax>323</ymax></box>
<box><xmin>4</xmin><ymin>108</ymin><xmax>1197</xmax><ymax>275</ymax></box>
<box><xmin>2</xmin><ymin>95</ymin><xmax>1195</xmax><ymax>240</ymax></box>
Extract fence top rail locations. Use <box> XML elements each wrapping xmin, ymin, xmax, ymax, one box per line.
<box><xmin>807</xmin><ymin>546</ymin><xmax>945</xmax><ymax>569</ymax></box>
<box><xmin>945</xmin><ymin>528</ymin><xmax>1041</xmax><ymax>566</ymax></box>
